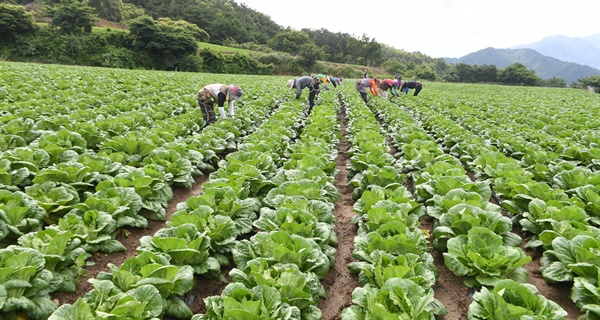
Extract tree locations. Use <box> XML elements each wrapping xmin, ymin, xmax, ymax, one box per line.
<box><xmin>267</xmin><ymin>29</ymin><xmax>312</xmax><ymax>54</ymax></box>
<box><xmin>88</xmin><ymin>0</ymin><xmax>122</xmax><ymax>22</ymax></box>
<box><xmin>476</xmin><ymin>64</ymin><xmax>498</xmax><ymax>83</ymax></box>
<box><xmin>498</xmin><ymin>62</ymin><xmax>539</xmax><ymax>86</ymax></box>
<box><xmin>0</xmin><ymin>3</ymin><xmax>36</xmax><ymax>43</ymax></box>
<box><xmin>539</xmin><ymin>77</ymin><xmax>566</xmax><ymax>88</ymax></box>
<box><xmin>416</xmin><ymin>64</ymin><xmax>436</xmax><ymax>81</ymax></box>
<box><xmin>120</xmin><ymin>3</ymin><xmax>145</xmax><ymax>22</ymax></box>
<box><xmin>454</xmin><ymin>63</ymin><xmax>476</xmax><ymax>82</ymax></box>
<box><xmin>48</xmin><ymin>0</ymin><xmax>97</xmax><ymax>34</ymax></box>
<box><xmin>576</xmin><ymin>75</ymin><xmax>600</xmax><ymax>92</ymax></box>
<box><xmin>297</xmin><ymin>42</ymin><xmax>325</xmax><ymax>68</ymax></box>
<box><xmin>128</xmin><ymin>15</ymin><xmax>197</xmax><ymax>66</ymax></box>
<box><xmin>362</xmin><ymin>36</ymin><xmax>382</xmax><ymax>66</ymax></box>
<box><xmin>157</xmin><ymin>17</ymin><xmax>208</xmax><ymax>42</ymax></box>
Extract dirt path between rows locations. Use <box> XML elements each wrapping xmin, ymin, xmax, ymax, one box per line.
<box><xmin>52</xmin><ymin>175</ymin><xmax>208</xmax><ymax>305</ymax></box>
<box><xmin>318</xmin><ymin>104</ymin><xmax>360</xmax><ymax>319</ymax></box>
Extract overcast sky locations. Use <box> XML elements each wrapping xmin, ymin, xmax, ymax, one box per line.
<box><xmin>241</xmin><ymin>0</ymin><xmax>600</xmax><ymax>58</ymax></box>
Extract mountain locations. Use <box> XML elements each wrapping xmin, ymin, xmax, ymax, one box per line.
<box><xmin>445</xmin><ymin>47</ymin><xmax>600</xmax><ymax>84</ymax></box>
<box><xmin>512</xmin><ymin>34</ymin><xmax>600</xmax><ymax>70</ymax></box>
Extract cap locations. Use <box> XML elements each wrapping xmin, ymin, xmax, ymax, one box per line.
<box><xmin>228</xmin><ymin>85</ymin><xmax>243</xmax><ymax>100</ymax></box>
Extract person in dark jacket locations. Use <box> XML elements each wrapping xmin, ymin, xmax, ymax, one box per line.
<box><xmin>196</xmin><ymin>84</ymin><xmax>243</xmax><ymax>124</ymax></box>
<box><xmin>288</xmin><ymin>74</ymin><xmax>321</xmax><ymax>111</ymax></box>
<box><xmin>400</xmin><ymin>81</ymin><xmax>422</xmax><ymax>96</ymax></box>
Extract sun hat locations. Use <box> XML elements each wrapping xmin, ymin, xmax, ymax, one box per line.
<box><xmin>228</xmin><ymin>85</ymin><xmax>243</xmax><ymax>100</ymax></box>
<box><xmin>287</xmin><ymin>79</ymin><xmax>294</xmax><ymax>89</ymax></box>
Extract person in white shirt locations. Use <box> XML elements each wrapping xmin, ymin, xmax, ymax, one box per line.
<box><xmin>196</xmin><ymin>84</ymin><xmax>243</xmax><ymax>124</ymax></box>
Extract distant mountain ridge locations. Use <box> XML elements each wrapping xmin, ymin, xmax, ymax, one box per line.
<box><xmin>512</xmin><ymin>34</ymin><xmax>600</xmax><ymax>70</ymax></box>
<box><xmin>445</xmin><ymin>46</ymin><xmax>600</xmax><ymax>84</ymax></box>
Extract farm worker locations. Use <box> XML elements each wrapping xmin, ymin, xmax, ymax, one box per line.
<box><xmin>400</xmin><ymin>80</ymin><xmax>423</xmax><ymax>96</ymax></box>
<box><xmin>396</xmin><ymin>73</ymin><xmax>402</xmax><ymax>82</ymax></box>
<box><xmin>288</xmin><ymin>74</ymin><xmax>321</xmax><ymax>111</ymax></box>
<box><xmin>378</xmin><ymin>79</ymin><xmax>399</xmax><ymax>99</ymax></box>
<box><xmin>327</xmin><ymin>75</ymin><xmax>337</xmax><ymax>88</ymax></box>
<box><xmin>316</xmin><ymin>74</ymin><xmax>330</xmax><ymax>90</ymax></box>
<box><xmin>390</xmin><ymin>80</ymin><xmax>401</xmax><ymax>97</ymax></box>
<box><xmin>332</xmin><ymin>77</ymin><xmax>343</xmax><ymax>87</ymax></box>
<box><xmin>362</xmin><ymin>69</ymin><xmax>369</xmax><ymax>78</ymax></box>
<box><xmin>355</xmin><ymin>77</ymin><xmax>379</xmax><ymax>104</ymax></box>
<box><xmin>196</xmin><ymin>84</ymin><xmax>243</xmax><ymax>125</ymax></box>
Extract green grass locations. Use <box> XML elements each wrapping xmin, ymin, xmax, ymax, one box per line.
<box><xmin>34</xmin><ymin>22</ymin><xmax>129</xmax><ymax>34</ymax></box>
<box><xmin>197</xmin><ymin>42</ymin><xmax>262</xmax><ymax>56</ymax></box>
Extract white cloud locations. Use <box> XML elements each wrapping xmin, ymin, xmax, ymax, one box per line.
<box><xmin>241</xmin><ymin>0</ymin><xmax>600</xmax><ymax>58</ymax></box>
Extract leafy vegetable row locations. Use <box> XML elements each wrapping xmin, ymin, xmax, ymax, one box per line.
<box><xmin>48</xmin><ymin>90</ymin><xmax>329</xmax><ymax>319</ymax></box>
<box><xmin>196</xmin><ymin>88</ymin><xmax>342</xmax><ymax>319</ymax></box>
<box><xmin>366</xmin><ymin>93</ymin><xmax>568</xmax><ymax>319</ymax></box>
<box><xmin>335</xmin><ymin>89</ymin><xmax>446</xmax><ymax>319</ymax></box>
<box><xmin>0</xmin><ymin>63</ymin><xmax>292</xmax><ymax>319</ymax></box>
<box><xmin>394</xmin><ymin>93</ymin><xmax>597</xmax><ymax>318</ymax></box>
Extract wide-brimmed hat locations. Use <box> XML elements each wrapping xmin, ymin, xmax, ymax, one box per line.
<box><xmin>228</xmin><ymin>85</ymin><xmax>243</xmax><ymax>100</ymax></box>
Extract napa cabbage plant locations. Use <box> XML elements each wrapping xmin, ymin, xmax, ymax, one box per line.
<box><xmin>443</xmin><ymin>227</ymin><xmax>531</xmax><ymax>287</ymax></box>
<box><xmin>194</xmin><ymin>283</ymin><xmax>302</xmax><ymax>320</ymax></box>
<box><xmin>96</xmin><ymin>251</ymin><xmax>195</xmax><ymax>319</ymax></box>
<box><xmin>229</xmin><ymin>259</ymin><xmax>324</xmax><ymax>320</ymax></box>
<box><xmin>468</xmin><ymin>279</ymin><xmax>567</xmax><ymax>319</ymax></box>
<box><xmin>341</xmin><ymin>278</ymin><xmax>447</xmax><ymax>319</ymax></box>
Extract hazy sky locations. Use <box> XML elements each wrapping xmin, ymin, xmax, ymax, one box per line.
<box><xmin>241</xmin><ymin>0</ymin><xmax>600</xmax><ymax>58</ymax></box>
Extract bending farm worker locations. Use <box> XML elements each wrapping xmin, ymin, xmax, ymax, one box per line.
<box><xmin>355</xmin><ymin>77</ymin><xmax>379</xmax><ymax>104</ymax></box>
<box><xmin>316</xmin><ymin>74</ymin><xmax>330</xmax><ymax>90</ymax></box>
<box><xmin>378</xmin><ymin>78</ymin><xmax>399</xmax><ymax>99</ymax></box>
<box><xmin>327</xmin><ymin>76</ymin><xmax>337</xmax><ymax>88</ymax></box>
<box><xmin>332</xmin><ymin>77</ymin><xmax>342</xmax><ymax>87</ymax></box>
<box><xmin>196</xmin><ymin>84</ymin><xmax>243</xmax><ymax>125</ymax></box>
<box><xmin>288</xmin><ymin>75</ymin><xmax>321</xmax><ymax>111</ymax></box>
<box><xmin>400</xmin><ymin>80</ymin><xmax>423</xmax><ymax>96</ymax></box>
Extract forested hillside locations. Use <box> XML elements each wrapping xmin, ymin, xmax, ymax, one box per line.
<box><xmin>1</xmin><ymin>0</ymin><xmax>599</xmax><ymax>89</ymax></box>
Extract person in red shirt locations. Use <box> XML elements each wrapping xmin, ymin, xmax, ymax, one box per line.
<box><xmin>378</xmin><ymin>79</ymin><xmax>401</xmax><ymax>98</ymax></box>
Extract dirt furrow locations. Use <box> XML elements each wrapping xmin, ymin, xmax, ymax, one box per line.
<box><xmin>319</xmin><ymin>104</ymin><xmax>360</xmax><ymax>320</ymax></box>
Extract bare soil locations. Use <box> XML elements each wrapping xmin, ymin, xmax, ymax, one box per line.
<box><xmin>318</xmin><ymin>105</ymin><xmax>360</xmax><ymax>319</ymax></box>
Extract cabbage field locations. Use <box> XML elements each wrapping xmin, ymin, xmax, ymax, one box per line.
<box><xmin>1</xmin><ymin>61</ymin><xmax>600</xmax><ymax>320</ymax></box>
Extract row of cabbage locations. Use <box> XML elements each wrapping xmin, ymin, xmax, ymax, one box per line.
<box><xmin>48</xmin><ymin>90</ymin><xmax>340</xmax><ymax>319</ymax></box>
<box><xmin>424</xmin><ymin>84</ymin><xmax>600</xmax><ymax>169</ymax></box>
<box><xmin>419</xmin><ymin>85</ymin><xmax>600</xmax><ymax>225</ymax></box>
<box><xmin>394</xmin><ymin>90</ymin><xmax>598</xmax><ymax>319</ymax></box>
<box><xmin>0</xmin><ymin>62</ymin><xmax>288</xmax><ymax>319</ymax></box>
<box><xmin>0</xmin><ymin>103</ymin><xmax>280</xmax><ymax>319</ymax></box>
<box><xmin>333</xmin><ymin>89</ymin><xmax>446</xmax><ymax>318</ymax></box>
<box><xmin>194</xmin><ymin>89</ymin><xmax>341</xmax><ymax>319</ymax></box>
<box><xmin>357</xmin><ymin>89</ymin><xmax>569</xmax><ymax>319</ymax></box>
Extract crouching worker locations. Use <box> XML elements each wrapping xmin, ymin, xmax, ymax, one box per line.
<box><xmin>400</xmin><ymin>80</ymin><xmax>422</xmax><ymax>96</ymax></box>
<box><xmin>196</xmin><ymin>84</ymin><xmax>243</xmax><ymax>124</ymax></box>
